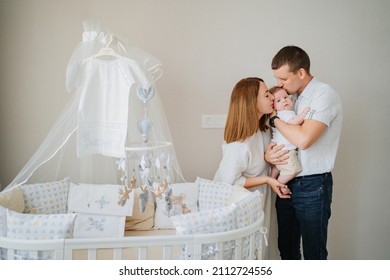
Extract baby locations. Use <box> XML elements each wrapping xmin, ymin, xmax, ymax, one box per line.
<box><xmin>269</xmin><ymin>86</ymin><xmax>310</xmax><ymax>186</ymax></box>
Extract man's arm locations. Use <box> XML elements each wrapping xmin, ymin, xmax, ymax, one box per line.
<box><xmin>273</xmin><ymin>118</ymin><xmax>326</xmax><ymax>150</ymax></box>
<box><xmin>287</xmin><ymin>107</ymin><xmax>310</xmax><ymax>125</ymax></box>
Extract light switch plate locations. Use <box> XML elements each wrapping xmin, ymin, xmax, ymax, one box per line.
<box><xmin>202</xmin><ymin>114</ymin><xmax>227</xmax><ymax>128</ymax></box>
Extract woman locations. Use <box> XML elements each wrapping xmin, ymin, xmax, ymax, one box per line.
<box><xmin>213</xmin><ymin>77</ymin><xmax>290</xmax><ymax>259</ymax></box>
<box><xmin>214</xmin><ymin>77</ymin><xmax>290</xmax><ymax>198</ymax></box>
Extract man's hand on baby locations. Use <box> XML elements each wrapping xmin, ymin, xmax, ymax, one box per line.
<box><xmin>265</xmin><ymin>142</ymin><xmax>289</xmax><ymax>165</ymax></box>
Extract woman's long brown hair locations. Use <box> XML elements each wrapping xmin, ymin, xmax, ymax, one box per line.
<box><xmin>224</xmin><ymin>77</ymin><xmax>269</xmax><ymax>143</ymax></box>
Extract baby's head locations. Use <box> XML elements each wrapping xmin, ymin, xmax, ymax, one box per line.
<box><xmin>269</xmin><ymin>86</ymin><xmax>294</xmax><ymax>111</ymax></box>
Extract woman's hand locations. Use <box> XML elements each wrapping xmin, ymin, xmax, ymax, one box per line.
<box><xmin>267</xmin><ymin>177</ymin><xmax>291</xmax><ymax>198</ymax></box>
<box><xmin>265</xmin><ymin>142</ymin><xmax>289</xmax><ymax>165</ymax></box>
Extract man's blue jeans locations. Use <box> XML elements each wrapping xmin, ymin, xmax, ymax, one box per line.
<box><xmin>275</xmin><ymin>172</ymin><xmax>333</xmax><ymax>260</ymax></box>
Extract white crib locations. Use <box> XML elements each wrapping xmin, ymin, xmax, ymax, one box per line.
<box><xmin>0</xmin><ymin>219</ymin><xmax>265</xmax><ymax>260</ymax></box>
<box><xmin>0</xmin><ymin>177</ymin><xmax>268</xmax><ymax>260</ymax></box>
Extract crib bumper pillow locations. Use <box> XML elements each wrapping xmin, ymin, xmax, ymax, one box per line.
<box><xmin>20</xmin><ymin>178</ymin><xmax>70</xmax><ymax>214</ymax></box>
<box><xmin>67</xmin><ymin>182</ymin><xmax>131</xmax><ymax>238</ymax></box>
<box><xmin>170</xmin><ymin>177</ymin><xmax>264</xmax><ymax>260</ymax></box>
<box><xmin>154</xmin><ymin>182</ymin><xmax>199</xmax><ymax>229</ymax></box>
<box><xmin>67</xmin><ymin>182</ymin><xmax>134</xmax><ymax>216</ymax></box>
<box><xmin>0</xmin><ymin>187</ymin><xmax>26</xmax><ymax>237</ymax></box>
<box><xmin>4</xmin><ymin>209</ymin><xmax>76</xmax><ymax>260</ymax></box>
<box><xmin>73</xmin><ymin>213</ymin><xmax>125</xmax><ymax>238</ymax></box>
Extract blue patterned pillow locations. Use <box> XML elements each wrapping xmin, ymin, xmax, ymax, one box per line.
<box><xmin>20</xmin><ymin>178</ymin><xmax>70</xmax><ymax>214</ymax></box>
<box><xmin>0</xmin><ymin>205</ymin><xmax>6</xmax><ymax>236</ymax></box>
<box><xmin>234</xmin><ymin>190</ymin><xmax>263</xmax><ymax>228</ymax></box>
<box><xmin>6</xmin><ymin>209</ymin><xmax>76</xmax><ymax>239</ymax></box>
<box><xmin>196</xmin><ymin>177</ymin><xmax>234</xmax><ymax>210</ymax></box>
<box><xmin>233</xmin><ymin>190</ymin><xmax>264</xmax><ymax>260</ymax></box>
<box><xmin>171</xmin><ymin>204</ymin><xmax>237</xmax><ymax>235</ymax></box>
<box><xmin>171</xmin><ymin>204</ymin><xmax>237</xmax><ymax>260</ymax></box>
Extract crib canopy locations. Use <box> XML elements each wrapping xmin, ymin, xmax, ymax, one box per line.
<box><xmin>3</xmin><ymin>20</ymin><xmax>184</xmax><ymax>192</ymax></box>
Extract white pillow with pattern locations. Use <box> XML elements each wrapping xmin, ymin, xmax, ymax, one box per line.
<box><xmin>233</xmin><ymin>190</ymin><xmax>264</xmax><ymax>260</ymax></box>
<box><xmin>234</xmin><ymin>190</ymin><xmax>263</xmax><ymax>228</ymax></box>
<box><xmin>20</xmin><ymin>178</ymin><xmax>70</xmax><ymax>214</ymax></box>
<box><xmin>73</xmin><ymin>213</ymin><xmax>125</xmax><ymax>238</ymax></box>
<box><xmin>6</xmin><ymin>209</ymin><xmax>76</xmax><ymax>239</ymax></box>
<box><xmin>171</xmin><ymin>204</ymin><xmax>237</xmax><ymax>259</ymax></box>
<box><xmin>0</xmin><ymin>205</ymin><xmax>6</xmax><ymax>237</ymax></box>
<box><xmin>196</xmin><ymin>177</ymin><xmax>234</xmax><ymax>211</ymax></box>
<box><xmin>67</xmin><ymin>182</ymin><xmax>134</xmax><ymax>216</ymax></box>
<box><xmin>154</xmin><ymin>182</ymin><xmax>199</xmax><ymax>229</ymax></box>
<box><xmin>171</xmin><ymin>204</ymin><xmax>236</xmax><ymax>235</ymax></box>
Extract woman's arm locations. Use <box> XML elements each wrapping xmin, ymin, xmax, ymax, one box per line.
<box><xmin>245</xmin><ymin>176</ymin><xmax>291</xmax><ymax>198</ymax></box>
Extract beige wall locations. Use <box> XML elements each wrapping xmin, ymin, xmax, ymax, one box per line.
<box><xmin>0</xmin><ymin>0</ymin><xmax>389</xmax><ymax>259</ymax></box>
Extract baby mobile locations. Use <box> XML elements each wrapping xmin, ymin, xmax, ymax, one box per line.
<box><xmin>116</xmin><ymin>85</ymin><xmax>171</xmax><ymax>212</ymax></box>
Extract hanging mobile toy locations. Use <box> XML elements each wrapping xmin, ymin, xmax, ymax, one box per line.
<box><xmin>118</xmin><ymin>185</ymin><xmax>132</xmax><ymax>207</ymax></box>
<box><xmin>136</xmin><ymin>86</ymin><xmax>155</xmax><ymax>103</ymax></box>
<box><xmin>138</xmin><ymin>185</ymin><xmax>149</xmax><ymax>213</ymax></box>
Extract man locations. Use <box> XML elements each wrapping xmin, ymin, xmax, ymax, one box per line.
<box><xmin>269</xmin><ymin>45</ymin><xmax>343</xmax><ymax>259</ymax></box>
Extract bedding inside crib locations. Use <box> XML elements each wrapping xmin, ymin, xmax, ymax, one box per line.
<box><xmin>0</xmin><ymin>177</ymin><xmax>266</xmax><ymax>260</ymax></box>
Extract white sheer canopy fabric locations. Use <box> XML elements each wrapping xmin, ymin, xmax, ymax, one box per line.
<box><xmin>4</xmin><ymin>21</ymin><xmax>184</xmax><ymax>191</ymax></box>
